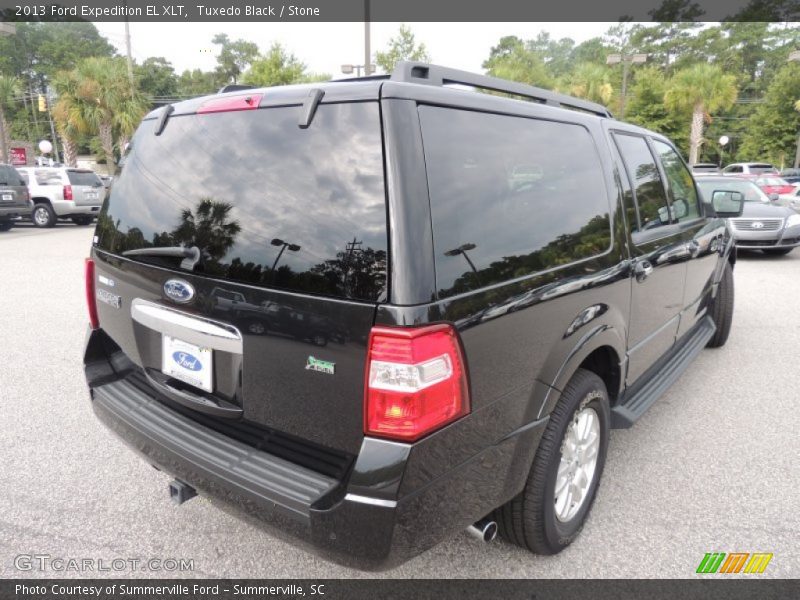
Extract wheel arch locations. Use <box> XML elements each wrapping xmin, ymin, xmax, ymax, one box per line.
<box><xmin>536</xmin><ymin>326</ymin><xmax>626</xmax><ymax>419</ymax></box>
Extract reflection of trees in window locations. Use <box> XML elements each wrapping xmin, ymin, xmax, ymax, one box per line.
<box><xmin>632</xmin><ymin>162</ymin><xmax>669</xmax><ymax>227</ymax></box>
<box><xmin>439</xmin><ymin>214</ymin><xmax>611</xmax><ymax>299</ymax></box>
<box><xmin>96</xmin><ymin>199</ymin><xmax>386</xmax><ymax>301</ymax></box>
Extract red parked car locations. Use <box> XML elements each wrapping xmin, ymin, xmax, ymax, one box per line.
<box><xmin>754</xmin><ymin>175</ymin><xmax>795</xmax><ymax>196</ymax></box>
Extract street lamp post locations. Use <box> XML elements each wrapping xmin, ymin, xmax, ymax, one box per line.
<box><xmin>606</xmin><ymin>53</ymin><xmax>648</xmax><ymax>119</ymax></box>
<box><xmin>444</xmin><ymin>243</ymin><xmax>479</xmax><ymax>274</ymax></box>
<box><xmin>718</xmin><ymin>135</ymin><xmax>729</xmax><ymax>168</ymax></box>
<box><xmin>270</xmin><ymin>238</ymin><xmax>301</xmax><ymax>273</ymax></box>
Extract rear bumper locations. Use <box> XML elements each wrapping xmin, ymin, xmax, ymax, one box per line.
<box><xmin>0</xmin><ymin>203</ymin><xmax>30</xmax><ymax>218</ymax></box>
<box><xmin>53</xmin><ymin>200</ymin><xmax>102</xmax><ymax>217</ymax></box>
<box><xmin>87</xmin><ymin>341</ymin><xmax>547</xmax><ymax>569</ymax></box>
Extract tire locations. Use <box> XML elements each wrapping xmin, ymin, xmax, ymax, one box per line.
<box><xmin>762</xmin><ymin>248</ymin><xmax>792</xmax><ymax>256</ymax></box>
<box><xmin>71</xmin><ymin>216</ymin><xmax>93</xmax><ymax>226</ymax></box>
<box><xmin>32</xmin><ymin>203</ymin><xmax>56</xmax><ymax>228</ymax></box>
<box><xmin>0</xmin><ymin>221</ymin><xmax>14</xmax><ymax>232</ymax></box>
<box><xmin>707</xmin><ymin>262</ymin><xmax>734</xmax><ymax>348</ymax></box>
<box><xmin>493</xmin><ymin>368</ymin><xmax>610</xmax><ymax>555</ymax></box>
<box><xmin>246</xmin><ymin>320</ymin><xmax>267</xmax><ymax>335</ymax></box>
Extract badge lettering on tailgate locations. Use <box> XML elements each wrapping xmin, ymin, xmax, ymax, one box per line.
<box><xmin>306</xmin><ymin>356</ymin><xmax>335</xmax><ymax>375</ymax></box>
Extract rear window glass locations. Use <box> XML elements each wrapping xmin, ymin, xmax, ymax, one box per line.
<box><xmin>67</xmin><ymin>170</ymin><xmax>102</xmax><ymax>186</ymax></box>
<box><xmin>96</xmin><ymin>102</ymin><xmax>387</xmax><ymax>302</ymax></box>
<box><xmin>419</xmin><ymin>106</ymin><xmax>612</xmax><ymax>299</ymax></box>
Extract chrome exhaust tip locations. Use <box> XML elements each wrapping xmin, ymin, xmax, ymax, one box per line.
<box><xmin>467</xmin><ymin>518</ymin><xmax>498</xmax><ymax>542</ymax></box>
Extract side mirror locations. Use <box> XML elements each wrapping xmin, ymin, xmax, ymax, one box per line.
<box><xmin>707</xmin><ymin>190</ymin><xmax>744</xmax><ymax>218</ymax></box>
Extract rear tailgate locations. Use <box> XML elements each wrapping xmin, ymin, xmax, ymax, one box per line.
<box><xmin>91</xmin><ymin>99</ymin><xmax>387</xmax><ymax>457</ymax></box>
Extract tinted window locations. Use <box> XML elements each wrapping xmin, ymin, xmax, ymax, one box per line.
<box><xmin>614</xmin><ymin>134</ymin><xmax>671</xmax><ymax>234</ymax></box>
<box><xmin>419</xmin><ymin>106</ymin><xmax>612</xmax><ymax>299</ymax></box>
<box><xmin>652</xmin><ymin>140</ymin><xmax>699</xmax><ymax>222</ymax></box>
<box><xmin>18</xmin><ymin>170</ymin><xmax>29</xmax><ymax>185</ymax></box>
<box><xmin>11</xmin><ymin>167</ymin><xmax>25</xmax><ymax>186</ymax></box>
<box><xmin>96</xmin><ymin>102</ymin><xmax>387</xmax><ymax>302</ymax></box>
<box><xmin>724</xmin><ymin>165</ymin><xmax>743</xmax><ymax>173</ymax></box>
<box><xmin>67</xmin><ymin>170</ymin><xmax>102</xmax><ymax>186</ymax></box>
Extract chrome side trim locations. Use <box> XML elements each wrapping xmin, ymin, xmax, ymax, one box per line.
<box><xmin>131</xmin><ymin>298</ymin><xmax>243</xmax><ymax>354</ymax></box>
<box><xmin>344</xmin><ymin>493</ymin><xmax>398</xmax><ymax>508</ymax></box>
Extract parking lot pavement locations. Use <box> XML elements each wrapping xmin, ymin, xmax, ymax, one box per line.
<box><xmin>0</xmin><ymin>228</ymin><xmax>798</xmax><ymax>579</ymax></box>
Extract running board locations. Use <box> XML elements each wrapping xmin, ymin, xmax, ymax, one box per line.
<box><xmin>612</xmin><ymin>317</ymin><xmax>716</xmax><ymax>429</ymax></box>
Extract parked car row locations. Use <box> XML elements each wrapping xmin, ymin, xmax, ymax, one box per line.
<box><xmin>0</xmin><ymin>163</ymin><xmax>108</xmax><ymax>231</ymax></box>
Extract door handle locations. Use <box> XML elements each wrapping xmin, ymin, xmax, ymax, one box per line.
<box><xmin>634</xmin><ymin>260</ymin><xmax>653</xmax><ymax>282</ymax></box>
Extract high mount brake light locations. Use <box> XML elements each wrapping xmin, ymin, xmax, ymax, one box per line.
<box><xmin>364</xmin><ymin>324</ymin><xmax>470</xmax><ymax>442</ymax></box>
<box><xmin>197</xmin><ymin>93</ymin><xmax>263</xmax><ymax>115</ymax></box>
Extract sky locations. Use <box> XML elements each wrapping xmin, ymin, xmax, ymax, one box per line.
<box><xmin>92</xmin><ymin>22</ymin><xmax>617</xmax><ymax>77</ymax></box>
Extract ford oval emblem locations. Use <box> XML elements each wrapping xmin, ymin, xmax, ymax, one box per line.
<box><xmin>172</xmin><ymin>351</ymin><xmax>202</xmax><ymax>371</ymax></box>
<box><xmin>163</xmin><ymin>279</ymin><xmax>195</xmax><ymax>303</ymax></box>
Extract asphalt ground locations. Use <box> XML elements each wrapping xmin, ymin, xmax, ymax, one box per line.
<box><xmin>1</xmin><ymin>221</ymin><xmax>798</xmax><ymax>579</ymax></box>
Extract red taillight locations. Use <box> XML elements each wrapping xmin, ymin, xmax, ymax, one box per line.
<box><xmin>63</xmin><ymin>185</ymin><xmax>73</xmax><ymax>201</ymax></box>
<box><xmin>365</xmin><ymin>324</ymin><xmax>470</xmax><ymax>442</ymax></box>
<box><xmin>85</xmin><ymin>258</ymin><xmax>99</xmax><ymax>329</ymax></box>
<box><xmin>197</xmin><ymin>93</ymin><xmax>263</xmax><ymax>114</ymax></box>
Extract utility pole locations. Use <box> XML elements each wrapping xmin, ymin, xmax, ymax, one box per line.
<box><xmin>124</xmin><ymin>3</ymin><xmax>135</xmax><ymax>97</ymax></box>
<box><xmin>45</xmin><ymin>90</ymin><xmax>61</xmax><ymax>164</ymax></box>
<box><xmin>364</xmin><ymin>0</ymin><xmax>371</xmax><ymax>75</ymax></box>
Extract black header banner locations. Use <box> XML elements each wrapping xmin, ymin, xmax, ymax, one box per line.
<box><xmin>2</xmin><ymin>579</ymin><xmax>800</xmax><ymax>600</ymax></box>
<box><xmin>0</xmin><ymin>0</ymin><xmax>798</xmax><ymax>22</ymax></box>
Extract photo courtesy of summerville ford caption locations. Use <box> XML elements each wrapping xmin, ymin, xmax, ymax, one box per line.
<box><xmin>82</xmin><ymin>62</ymin><xmax>743</xmax><ymax>569</ymax></box>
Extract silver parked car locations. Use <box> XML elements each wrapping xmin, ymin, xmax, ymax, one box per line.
<box><xmin>696</xmin><ymin>176</ymin><xmax>800</xmax><ymax>255</ymax></box>
<box><xmin>17</xmin><ymin>166</ymin><xmax>106</xmax><ymax>227</ymax></box>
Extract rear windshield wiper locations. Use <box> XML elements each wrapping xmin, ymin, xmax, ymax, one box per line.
<box><xmin>122</xmin><ymin>245</ymin><xmax>201</xmax><ymax>271</ymax></box>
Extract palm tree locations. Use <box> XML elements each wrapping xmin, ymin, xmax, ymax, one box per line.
<box><xmin>52</xmin><ymin>70</ymin><xmax>88</xmax><ymax>167</ymax></box>
<box><xmin>69</xmin><ymin>57</ymin><xmax>148</xmax><ymax>174</ymax></box>
<box><xmin>664</xmin><ymin>63</ymin><xmax>738</xmax><ymax>165</ymax></box>
<box><xmin>560</xmin><ymin>63</ymin><xmax>614</xmax><ymax>106</ymax></box>
<box><xmin>0</xmin><ymin>76</ymin><xmax>18</xmax><ymax>164</ymax></box>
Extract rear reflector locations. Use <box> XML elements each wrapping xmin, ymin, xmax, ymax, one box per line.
<box><xmin>63</xmin><ymin>185</ymin><xmax>73</xmax><ymax>201</ymax></box>
<box><xmin>85</xmin><ymin>258</ymin><xmax>99</xmax><ymax>329</ymax></box>
<box><xmin>365</xmin><ymin>324</ymin><xmax>470</xmax><ymax>442</ymax></box>
<box><xmin>197</xmin><ymin>93</ymin><xmax>263</xmax><ymax>114</ymax></box>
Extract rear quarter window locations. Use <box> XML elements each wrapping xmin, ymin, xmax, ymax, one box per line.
<box><xmin>34</xmin><ymin>170</ymin><xmax>64</xmax><ymax>186</ymax></box>
<box><xmin>418</xmin><ymin>106</ymin><xmax>612</xmax><ymax>299</ymax></box>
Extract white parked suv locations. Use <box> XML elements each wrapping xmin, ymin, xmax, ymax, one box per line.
<box><xmin>721</xmin><ymin>162</ymin><xmax>778</xmax><ymax>176</ymax></box>
<box><xmin>17</xmin><ymin>167</ymin><xmax>106</xmax><ymax>227</ymax></box>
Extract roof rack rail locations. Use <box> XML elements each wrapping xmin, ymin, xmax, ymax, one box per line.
<box><xmin>391</xmin><ymin>61</ymin><xmax>613</xmax><ymax>118</ymax></box>
<box><xmin>218</xmin><ymin>84</ymin><xmax>256</xmax><ymax>94</ymax></box>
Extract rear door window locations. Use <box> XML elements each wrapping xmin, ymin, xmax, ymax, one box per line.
<box><xmin>418</xmin><ymin>106</ymin><xmax>612</xmax><ymax>299</ymax></box>
<box><xmin>96</xmin><ymin>102</ymin><xmax>387</xmax><ymax>302</ymax></box>
<box><xmin>652</xmin><ymin>140</ymin><xmax>700</xmax><ymax>222</ymax></box>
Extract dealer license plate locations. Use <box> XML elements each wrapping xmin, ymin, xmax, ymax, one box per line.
<box><xmin>162</xmin><ymin>335</ymin><xmax>213</xmax><ymax>392</ymax></box>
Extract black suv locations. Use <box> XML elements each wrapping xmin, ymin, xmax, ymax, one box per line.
<box><xmin>0</xmin><ymin>163</ymin><xmax>31</xmax><ymax>231</ymax></box>
<box><xmin>83</xmin><ymin>63</ymin><xmax>743</xmax><ymax>569</ymax></box>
